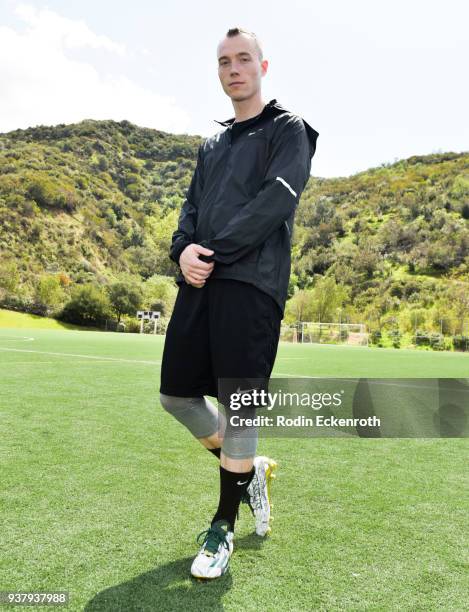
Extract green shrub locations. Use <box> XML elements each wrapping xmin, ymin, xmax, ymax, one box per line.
<box><xmin>415</xmin><ymin>329</ymin><xmax>430</xmax><ymax>346</ymax></box>
<box><xmin>453</xmin><ymin>335</ymin><xmax>469</xmax><ymax>352</ymax></box>
<box><xmin>27</xmin><ymin>174</ymin><xmax>80</xmax><ymax>212</ymax></box>
<box><xmin>59</xmin><ymin>283</ymin><xmax>111</xmax><ymax>326</ymax></box>
<box><xmin>389</xmin><ymin>329</ymin><xmax>401</xmax><ymax>348</ymax></box>
<box><xmin>429</xmin><ymin>333</ymin><xmax>444</xmax><ymax>351</ymax></box>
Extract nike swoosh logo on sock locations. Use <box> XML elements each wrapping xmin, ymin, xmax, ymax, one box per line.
<box><xmin>237</xmin><ymin>480</ymin><xmax>248</xmax><ymax>485</ymax></box>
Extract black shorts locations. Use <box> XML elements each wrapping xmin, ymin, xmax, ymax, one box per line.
<box><xmin>159</xmin><ymin>278</ymin><xmax>282</xmax><ymax>404</ymax></box>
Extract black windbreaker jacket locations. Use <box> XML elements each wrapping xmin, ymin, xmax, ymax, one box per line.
<box><xmin>169</xmin><ymin>98</ymin><xmax>319</xmax><ymax>318</ymax></box>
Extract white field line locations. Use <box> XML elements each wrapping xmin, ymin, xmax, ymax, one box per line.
<box><xmin>0</xmin><ymin>335</ymin><xmax>35</xmax><ymax>341</ymax></box>
<box><xmin>273</xmin><ymin>372</ymin><xmax>331</xmax><ymax>378</ymax></box>
<box><xmin>0</xmin><ymin>347</ymin><xmax>161</xmax><ymax>365</ymax></box>
<box><xmin>2</xmin><ymin>360</ymin><xmax>134</xmax><ymax>365</ymax></box>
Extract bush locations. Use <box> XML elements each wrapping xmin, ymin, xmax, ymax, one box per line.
<box><xmin>27</xmin><ymin>174</ymin><xmax>80</xmax><ymax>212</ymax></box>
<box><xmin>453</xmin><ymin>335</ymin><xmax>469</xmax><ymax>352</ymax></box>
<box><xmin>35</xmin><ymin>274</ymin><xmax>65</xmax><ymax>313</ymax></box>
<box><xmin>0</xmin><ymin>293</ymin><xmax>41</xmax><ymax>314</ymax></box>
<box><xmin>125</xmin><ymin>182</ymin><xmax>144</xmax><ymax>201</ymax></box>
<box><xmin>0</xmin><ymin>260</ymin><xmax>20</xmax><ymax>292</ymax></box>
<box><xmin>415</xmin><ymin>329</ymin><xmax>430</xmax><ymax>346</ymax></box>
<box><xmin>389</xmin><ymin>329</ymin><xmax>401</xmax><ymax>348</ymax></box>
<box><xmin>97</xmin><ymin>156</ymin><xmax>108</xmax><ymax>172</ymax></box>
<box><xmin>76</xmin><ymin>176</ymin><xmax>89</xmax><ymax>189</ymax></box>
<box><xmin>122</xmin><ymin>316</ymin><xmax>169</xmax><ymax>334</ymax></box>
<box><xmin>58</xmin><ymin>283</ymin><xmax>111</xmax><ymax>326</ymax></box>
<box><xmin>429</xmin><ymin>332</ymin><xmax>445</xmax><ymax>351</ymax></box>
<box><xmin>122</xmin><ymin>319</ymin><xmax>141</xmax><ymax>333</ymax></box>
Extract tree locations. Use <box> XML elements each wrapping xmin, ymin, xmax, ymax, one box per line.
<box><xmin>448</xmin><ymin>282</ymin><xmax>469</xmax><ymax>334</ymax></box>
<box><xmin>143</xmin><ymin>274</ymin><xmax>177</xmax><ymax>316</ymax></box>
<box><xmin>107</xmin><ymin>281</ymin><xmax>143</xmax><ymax>323</ymax></box>
<box><xmin>144</xmin><ymin>207</ymin><xmax>180</xmax><ymax>276</ymax></box>
<box><xmin>284</xmin><ymin>289</ymin><xmax>316</xmax><ymax>323</ymax></box>
<box><xmin>59</xmin><ymin>284</ymin><xmax>111</xmax><ymax>326</ymax></box>
<box><xmin>287</xmin><ymin>272</ymin><xmax>299</xmax><ymax>299</ymax></box>
<box><xmin>0</xmin><ymin>260</ymin><xmax>20</xmax><ymax>293</ymax></box>
<box><xmin>35</xmin><ymin>274</ymin><xmax>65</xmax><ymax>312</ymax></box>
<box><xmin>310</xmin><ymin>276</ymin><xmax>349</xmax><ymax>322</ymax></box>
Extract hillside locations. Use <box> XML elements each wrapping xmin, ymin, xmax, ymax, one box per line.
<box><xmin>0</xmin><ymin>119</ymin><xmax>468</xmax><ymax>342</ymax></box>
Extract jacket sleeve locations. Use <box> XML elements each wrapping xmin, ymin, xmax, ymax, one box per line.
<box><xmin>198</xmin><ymin>117</ymin><xmax>316</xmax><ymax>265</ymax></box>
<box><xmin>169</xmin><ymin>143</ymin><xmax>204</xmax><ymax>265</ymax></box>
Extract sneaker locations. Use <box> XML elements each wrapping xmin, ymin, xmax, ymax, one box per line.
<box><xmin>242</xmin><ymin>455</ymin><xmax>277</xmax><ymax>536</ymax></box>
<box><xmin>190</xmin><ymin>519</ymin><xmax>234</xmax><ymax>579</ymax></box>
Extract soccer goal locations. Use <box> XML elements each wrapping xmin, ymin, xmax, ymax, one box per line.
<box><xmin>280</xmin><ymin>324</ymin><xmax>300</xmax><ymax>343</ymax></box>
<box><xmin>280</xmin><ymin>322</ymin><xmax>369</xmax><ymax>346</ymax></box>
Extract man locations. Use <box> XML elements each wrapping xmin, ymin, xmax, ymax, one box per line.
<box><xmin>159</xmin><ymin>26</ymin><xmax>318</xmax><ymax>579</ymax></box>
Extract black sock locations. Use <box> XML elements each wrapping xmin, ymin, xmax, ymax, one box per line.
<box><xmin>208</xmin><ymin>447</ymin><xmax>221</xmax><ymax>459</ymax></box>
<box><xmin>211</xmin><ymin>465</ymin><xmax>255</xmax><ymax>532</ymax></box>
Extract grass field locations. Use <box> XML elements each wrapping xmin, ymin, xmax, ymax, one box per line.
<box><xmin>1</xmin><ymin>326</ymin><xmax>468</xmax><ymax>611</ymax></box>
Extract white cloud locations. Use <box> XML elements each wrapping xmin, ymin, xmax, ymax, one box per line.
<box><xmin>14</xmin><ymin>3</ymin><xmax>127</xmax><ymax>55</ymax></box>
<box><xmin>0</xmin><ymin>3</ymin><xmax>191</xmax><ymax>134</ymax></box>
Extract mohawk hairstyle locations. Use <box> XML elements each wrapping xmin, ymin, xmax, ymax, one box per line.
<box><xmin>225</xmin><ymin>27</ymin><xmax>263</xmax><ymax>61</ymax></box>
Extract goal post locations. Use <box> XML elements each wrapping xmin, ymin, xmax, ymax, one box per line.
<box><xmin>280</xmin><ymin>322</ymin><xmax>369</xmax><ymax>346</ymax></box>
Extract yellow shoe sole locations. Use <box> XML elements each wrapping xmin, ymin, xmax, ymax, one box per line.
<box><xmin>264</xmin><ymin>458</ymin><xmax>278</xmax><ymax>534</ymax></box>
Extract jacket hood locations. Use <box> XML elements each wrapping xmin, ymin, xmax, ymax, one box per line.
<box><xmin>214</xmin><ymin>98</ymin><xmax>319</xmax><ymax>158</ymax></box>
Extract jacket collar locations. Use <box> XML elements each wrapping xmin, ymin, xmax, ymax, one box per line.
<box><xmin>213</xmin><ymin>98</ymin><xmax>288</xmax><ymax>126</ymax></box>
<box><xmin>213</xmin><ymin>97</ymin><xmax>319</xmax><ymax>157</ymax></box>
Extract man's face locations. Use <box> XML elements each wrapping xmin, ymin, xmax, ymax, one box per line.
<box><xmin>217</xmin><ymin>34</ymin><xmax>268</xmax><ymax>101</ymax></box>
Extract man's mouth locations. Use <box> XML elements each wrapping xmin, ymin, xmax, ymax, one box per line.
<box><xmin>229</xmin><ymin>82</ymin><xmax>244</xmax><ymax>86</ymax></box>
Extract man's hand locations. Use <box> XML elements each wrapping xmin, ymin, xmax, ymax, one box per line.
<box><xmin>180</xmin><ymin>244</ymin><xmax>215</xmax><ymax>288</ymax></box>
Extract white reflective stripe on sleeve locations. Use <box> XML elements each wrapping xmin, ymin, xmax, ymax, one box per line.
<box><xmin>275</xmin><ymin>176</ymin><xmax>297</xmax><ymax>197</ymax></box>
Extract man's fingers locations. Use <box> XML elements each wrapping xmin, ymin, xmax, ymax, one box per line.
<box><xmin>190</xmin><ymin>267</ymin><xmax>214</xmax><ymax>278</ymax></box>
<box><xmin>187</xmin><ymin>278</ymin><xmax>205</xmax><ymax>288</ymax></box>
<box><xmin>184</xmin><ymin>266</ymin><xmax>211</xmax><ymax>280</ymax></box>
<box><xmin>189</xmin><ymin>271</ymin><xmax>209</xmax><ymax>282</ymax></box>
<box><xmin>190</xmin><ymin>258</ymin><xmax>214</xmax><ymax>272</ymax></box>
<box><xmin>185</xmin><ymin>272</ymin><xmax>207</xmax><ymax>285</ymax></box>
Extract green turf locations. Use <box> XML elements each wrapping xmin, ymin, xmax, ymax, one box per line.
<box><xmin>1</xmin><ymin>328</ymin><xmax>468</xmax><ymax>611</ymax></box>
<box><xmin>0</xmin><ymin>308</ymin><xmax>98</xmax><ymax>331</ymax></box>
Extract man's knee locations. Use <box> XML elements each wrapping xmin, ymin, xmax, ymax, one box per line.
<box><xmin>159</xmin><ymin>392</ymin><xmax>200</xmax><ymax>414</ymax></box>
<box><xmin>159</xmin><ymin>392</ymin><xmax>225</xmax><ymax>439</ymax></box>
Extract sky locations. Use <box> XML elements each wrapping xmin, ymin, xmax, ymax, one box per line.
<box><xmin>0</xmin><ymin>0</ymin><xmax>467</xmax><ymax>178</ymax></box>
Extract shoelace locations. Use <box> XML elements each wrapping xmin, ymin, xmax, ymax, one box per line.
<box><xmin>196</xmin><ymin>526</ymin><xmax>229</xmax><ymax>555</ymax></box>
<box><xmin>250</xmin><ymin>476</ymin><xmax>265</xmax><ymax>511</ymax></box>
<box><xmin>240</xmin><ymin>476</ymin><xmax>264</xmax><ymax>515</ymax></box>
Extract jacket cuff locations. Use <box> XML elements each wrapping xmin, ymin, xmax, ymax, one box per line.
<box><xmin>198</xmin><ymin>240</ymin><xmax>216</xmax><ymax>263</ymax></box>
<box><xmin>170</xmin><ymin>239</ymin><xmax>192</xmax><ymax>265</ymax></box>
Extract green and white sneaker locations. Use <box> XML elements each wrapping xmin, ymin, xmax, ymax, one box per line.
<box><xmin>242</xmin><ymin>455</ymin><xmax>277</xmax><ymax>536</ymax></box>
<box><xmin>190</xmin><ymin>519</ymin><xmax>234</xmax><ymax>579</ymax></box>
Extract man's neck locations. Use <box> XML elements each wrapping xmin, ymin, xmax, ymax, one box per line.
<box><xmin>232</xmin><ymin>96</ymin><xmax>267</xmax><ymax>123</ymax></box>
